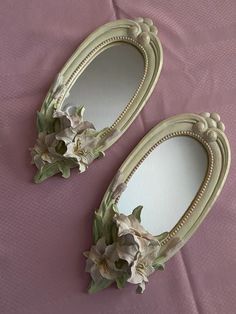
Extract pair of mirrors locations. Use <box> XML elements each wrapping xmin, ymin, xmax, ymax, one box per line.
<box><xmin>31</xmin><ymin>18</ymin><xmax>231</xmax><ymax>293</ymax></box>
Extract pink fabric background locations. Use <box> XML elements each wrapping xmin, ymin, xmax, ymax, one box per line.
<box><xmin>0</xmin><ymin>1</ymin><xmax>236</xmax><ymax>313</ymax></box>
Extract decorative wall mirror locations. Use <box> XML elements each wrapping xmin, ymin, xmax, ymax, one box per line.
<box><xmin>31</xmin><ymin>17</ymin><xmax>163</xmax><ymax>183</ymax></box>
<box><xmin>84</xmin><ymin>112</ymin><xmax>231</xmax><ymax>294</ymax></box>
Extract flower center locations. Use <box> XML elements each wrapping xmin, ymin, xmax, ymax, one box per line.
<box><xmin>99</xmin><ymin>258</ymin><xmax>110</xmax><ymax>273</ymax></box>
<box><xmin>41</xmin><ymin>150</ymin><xmax>50</xmax><ymax>160</ymax></box>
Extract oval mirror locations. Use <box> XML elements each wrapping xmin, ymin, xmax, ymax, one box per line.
<box><xmin>31</xmin><ymin>17</ymin><xmax>163</xmax><ymax>183</ymax></box>
<box><xmin>85</xmin><ymin>112</ymin><xmax>230</xmax><ymax>294</ymax></box>
<box><xmin>62</xmin><ymin>43</ymin><xmax>144</xmax><ymax>130</ymax></box>
<box><xmin>118</xmin><ymin>136</ymin><xmax>208</xmax><ymax>235</ymax></box>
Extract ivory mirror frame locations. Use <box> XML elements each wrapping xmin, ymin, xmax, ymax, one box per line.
<box><xmin>98</xmin><ymin>112</ymin><xmax>231</xmax><ymax>263</ymax></box>
<box><xmin>32</xmin><ymin>17</ymin><xmax>163</xmax><ymax>183</ymax></box>
<box><xmin>56</xmin><ymin>17</ymin><xmax>163</xmax><ymax>141</ymax></box>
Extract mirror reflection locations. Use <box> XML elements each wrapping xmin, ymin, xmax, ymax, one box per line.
<box><xmin>118</xmin><ymin>137</ymin><xmax>208</xmax><ymax>235</ymax></box>
<box><xmin>62</xmin><ymin>43</ymin><xmax>144</xmax><ymax>130</ymax></box>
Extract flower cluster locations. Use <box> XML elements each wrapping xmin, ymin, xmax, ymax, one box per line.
<box><xmin>85</xmin><ymin>209</ymin><xmax>161</xmax><ymax>294</ymax></box>
<box><xmin>53</xmin><ymin>105</ymin><xmax>102</xmax><ymax>172</ymax></box>
<box><xmin>31</xmin><ymin>73</ymin><xmax>119</xmax><ymax>183</ymax></box>
<box><xmin>31</xmin><ymin>104</ymin><xmax>103</xmax><ymax>182</ymax></box>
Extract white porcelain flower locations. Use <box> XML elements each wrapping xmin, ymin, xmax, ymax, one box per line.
<box><xmin>53</xmin><ymin>106</ymin><xmax>94</xmax><ymax>131</ymax></box>
<box><xmin>84</xmin><ymin>237</ymin><xmax>121</xmax><ymax>282</ymax></box>
<box><xmin>85</xmin><ymin>210</ymin><xmax>161</xmax><ymax>293</ymax></box>
<box><xmin>62</xmin><ymin>131</ymin><xmax>100</xmax><ymax>172</ymax></box>
<box><xmin>32</xmin><ymin>102</ymin><xmax>111</xmax><ymax>183</ymax></box>
<box><xmin>54</xmin><ymin>105</ymin><xmax>101</xmax><ymax>172</ymax></box>
<box><xmin>32</xmin><ymin>69</ymin><xmax>122</xmax><ymax>182</ymax></box>
<box><xmin>128</xmin><ymin>243</ymin><xmax>160</xmax><ymax>293</ymax></box>
<box><xmin>114</xmin><ymin>212</ymin><xmax>161</xmax><ymax>293</ymax></box>
<box><xmin>114</xmin><ymin>213</ymin><xmax>158</xmax><ymax>252</ymax></box>
<box><xmin>31</xmin><ymin>132</ymin><xmax>58</xmax><ymax>170</ymax></box>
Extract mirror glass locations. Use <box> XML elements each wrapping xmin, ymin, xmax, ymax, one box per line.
<box><xmin>118</xmin><ymin>137</ymin><xmax>208</xmax><ymax>235</ymax></box>
<box><xmin>62</xmin><ymin>43</ymin><xmax>144</xmax><ymax>130</ymax></box>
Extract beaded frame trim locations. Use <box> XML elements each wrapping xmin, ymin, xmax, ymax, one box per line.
<box><xmin>121</xmin><ymin>131</ymin><xmax>214</xmax><ymax>246</ymax></box>
<box><xmin>56</xmin><ymin>37</ymin><xmax>149</xmax><ymax>134</ymax></box>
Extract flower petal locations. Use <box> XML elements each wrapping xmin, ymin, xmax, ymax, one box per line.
<box><xmin>99</xmin><ymin>261</ymin><xmax>117</xmax><ymax>280</ymax></box>
<box><xmin>114</xmin><ymin>213</ymin><xmax>132</xmax><ymax>236</ymax></box>
<box><xmin>65</xmin><ymin>106</ymin><xmax>83</xmax><ymax>128</ymax></box>
<box><xmin>33</xmin><ymin>155</ymin><xmax>44</xmax><ymax>169</ymax></box>
<box><xmin>41</xmin><ymin>153</ymin><xmax>54</xmax><ymax>163</ymax></box>
<box><xmin>79</xmin><ymin>130</ymin><xmax>99</xmax><ymax>151</ymax></box>
<box><xmin>136</xmin><ymin>281</ymin><xmax>146</xmax><ymax>294</ymax></box>
<box><xmin>88</xmin><ymin>246</ymin><xmax>102</xmax><ymax>264</ymax></box>
<box><xmin>116</xmin><ymin>234</ymin><xmax>139</xmax><ymax>264</ymax></box>
<box><xmin>104</xmin><ymin>243</ymin><xmax>118</xmax><ymax>263</ymax></box>
<box><xmin>128</xmin><ymin>265</ymin><xmax>144</xmax><ymax>284</ymax></box>
<box><xmin>63</xmin><ymin>142</ymin><xmax>76</xmax><ymax>159</ymax></box>
<box><xmin>85</xmin><ymin>257</ymin><xmax>94</xmax><ymax>273</ymax></box>
<box><xmin>90</xmin><ymin>264</ymin><xmax>103</xmax><ymax>282</ymax></box>
<box><xmin>96</xmin><ymin>237</ymin><xmax>107</xmax><ymax>255</ymax></box>
<box><xmin>53</xmin><ymin>109</ymin><xmax>64</xmax><ymax>118</ymax></box>
<box><xmin>56</xmin><ymin>128</ymin><xmax>76</xmax><ymax>144</ymax></box>
<box><xmin>76</xmin><ymin>121</ymin><xmax>95</xmax><ymax>133</ymax></box>
<box><xmin>44</xmin><ymin>133</ymin><xmax>56</xmax><ymax>147</ymax></box>
<box><xmin>78</xmin><ymin>161</ymin><xmax>88</xmax><ymax>173</ymax></box>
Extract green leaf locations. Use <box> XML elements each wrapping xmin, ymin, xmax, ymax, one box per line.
<box><xmin>43</xmin><ymin>94</ymin><xmax>55</xmax><ymax>111</ymax></box>
<box><xmin>132</xmin><ymin>205</ymin><xmax>143</xmax><ymax>222</ymax></box>
<box><xmin>53</xmin><ymin>118</ymin><xmax>61</xmax><ymax>133</ymax></box>
<box><xmin>153</xmin><ymin>256</ymin><xmax>166</xmax><ymax>271</ymax></box>
<box><xmin>111</xmin><ymin>223</ymin><xmax>118</xmax><ymax>242</ymax></box>
<box><xmin>58</xmin><ymin>161</ymin><xmax>71</xmax><ymax>179</ymax></box>
<box><xmin>76</xmin><ymin>106</ymin><xmax>85</xmax><ymax>117</ymax></box>
<box><xmin>153</xmin><ymin>263</ymin><xmax>165</xmax><ymax>271</ymax></box>
<box><xmin>116</xmin><ymin>273</ymin><xmax>129</xmax><ymax>289</ymax></box>
<box><xmin>102</xmin><ymin>205</ymin><xmax>117</xmax><ymax>244</ymax></box>
<box><xmin>88</xmin><ymin>279</ymin><xmax>113</xmax><ymax>294</ymax></box>
<box><xmin>155</xmin><ymin>232</ymin><xmax>169</xmax><ymax>242</ymax></box>
<box><xmin>34</xmin><ymin>162</ymin><xmax>59</xmax><ymax>183</ymax></box>
<box><xmin>36</xmin><ymin>111</ymin><xmax>48</xmax><ymax>132</ymax></box>
<box><xmin>92</xmin><ymin>212</ymin><xmax>103</xmax><ymax>243</ymax></box>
